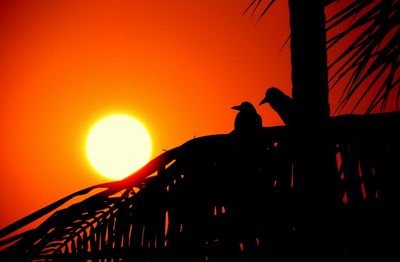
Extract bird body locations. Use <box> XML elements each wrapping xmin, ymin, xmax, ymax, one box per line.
<box><xmin>260</xmin><ymin>87</ymin><xmax>294</xmax><ymax>126</ymax></box>
<box><xmin>229</xmin><ymin>102</ymin><xmax>266</xmax><ymax>248</ymax></box>
<box><xmin>231</xmin><ymin>101</ymin><xmax>265</xmax><ymax>160</ymax></box>
<box><xmin>232</xmin><ymin>102</ymin><xmax>262</xmax><ymax>135</ymax></box>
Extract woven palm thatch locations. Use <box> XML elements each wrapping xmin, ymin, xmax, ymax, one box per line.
<box><xmin>1</xmin><ymin>112</ymin><xmax>399</xmax><ymax>261</ymax></box>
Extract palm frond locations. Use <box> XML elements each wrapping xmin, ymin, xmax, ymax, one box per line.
<box><xmin>244</xmin><ymin>0</ymin><xmax>399</xmax><ymax>114</ymax></box>
<box><xmin>242</xmin><ymin>0</ymin><xmax>276</xmax><ymax>22</ymax></box>
<box><xmin>326</xmin><ymin>0</ymin><xmax>399</xmax><ymax>113</ymax></box>
<box><xmin>242</xmin><ymin>0</ymin><xmax>258</xmax><ymax>16</ymax></box>
<box><xmin>2</xmin><ymin>115</ymin><xmax>400</xmax><ymax>260</ymax></box>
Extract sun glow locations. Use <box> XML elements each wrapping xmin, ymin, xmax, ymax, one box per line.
<box><xmin>86</xmin><ymin>114</ymin><xmax>152</xmax><ymax>180</ymax></box>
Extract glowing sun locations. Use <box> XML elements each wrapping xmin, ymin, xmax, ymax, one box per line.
<box><xmin>86</xmin><ymin>114</ymin><xmax>152</xmax><ymax>180</ymax></box>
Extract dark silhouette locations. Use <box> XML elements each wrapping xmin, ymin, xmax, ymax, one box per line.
<box><xmin>229</xmin><ymin>102</ymin><xmax>269</xmax><ymax>259</ymax></box>
<box><xmin>1</xmin><ymin>113</ymin><xmax>399</xmax><ymax>261</ymax></box>
<box><xmin>250</xmin><ymin>1</ymin><xmax>339</xmax><ymax>257</ymax></box>
<box><xmin>1</xmin><ymin>1</ymin><xmax>399</xmax><ymax>260</ymax></box>
<box><xmin>247</xmin><ymin>1</ymin><xmax>399</xmax><ymax>114</ymax></box>
<box><xmin>231</xmin><ymin>102</ymin><xmax>262</xmax><ymax>135</ymax></box>
<box><xmin>259</xmin><ymin>87</ymin><xmax>294</xmax><ymax>126</ymax></box>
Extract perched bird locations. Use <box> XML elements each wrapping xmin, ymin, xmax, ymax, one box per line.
<box><xmin>230</xmin><ymin>102</ymin><xmax>264</xmax><ymax>241</ymax></box>
<box><xmin>231</xmin><ymin>101</ymin><xmax>262</xmax><ymax>135</ymax></box>
<box><xmin>259</xmin><ymin>87</ymin><xmax>294</xmax><ymax>126</ymax></box>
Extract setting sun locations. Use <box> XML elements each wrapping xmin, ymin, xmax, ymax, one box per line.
<box><xmin>86</xmin><ymin>114</ymin><xmax>152</xmax><ymax>180</ymax></box>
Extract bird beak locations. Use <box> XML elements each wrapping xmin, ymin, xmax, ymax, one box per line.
<box><xmin>259</xmin><ymin>98</ymin><xmax>268</xmax><ymax>105</ymax></box>
<box><xmin>231</xmin><ymin>105</ymin><xmax>241</xmax><ymax>110</ymax></box>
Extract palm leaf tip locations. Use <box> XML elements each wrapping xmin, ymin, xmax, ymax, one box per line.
<box><xmin>327</xmin><ymin>0</ymin><xmax>400</xmax><ymax>113</ymax></box>
<box><xmin>243</xmin><ymin>0</ymin><xmax>276</xmax><ymax>23</ymax></box>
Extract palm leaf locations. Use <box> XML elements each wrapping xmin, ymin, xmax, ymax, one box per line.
<box><xmin>327</xmin><ymin>0</ymin><xmax>400</xmax><ymax>113</ymax></box>
<box><xmin>243</xmin><ymin>0</ymin><xmax>400</xmax><ymax>113</ymax></box>
<box><xmin>1</xmin><ymin>117</ymin><xmax>400</xmax><ymax>259</ymax></box>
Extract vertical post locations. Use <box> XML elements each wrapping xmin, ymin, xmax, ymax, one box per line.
<box><xmin>288</xmin><ymin>0</ymin><xmax>339</xmax><ymax>257</ymax></box>
<box><xmin>289</xmin><ymin>0</ymin><xmax>330</xmax><ymax>126</ymax></box>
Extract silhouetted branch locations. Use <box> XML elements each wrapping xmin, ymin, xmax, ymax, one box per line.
<box><xmin>1</xmin><ymin>114</ymin><xmax>399</xmax><ymax>260</ymax></box>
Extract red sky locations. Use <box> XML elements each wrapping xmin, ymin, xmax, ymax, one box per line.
<box><xmin>1</xmin><ymin>1</ymin><xmax>390</xmax><ymax>229</ymax></box>
<box><xmin>0</xmin><ymin>0</ymin><xmax>293</xmax><ymax>228</ymax></box>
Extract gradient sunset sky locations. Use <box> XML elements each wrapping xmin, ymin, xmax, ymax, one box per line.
<box><xmin>0</xmin><ymin>0</ymin><xmax>378</xmax><ymax>228</ymax></box>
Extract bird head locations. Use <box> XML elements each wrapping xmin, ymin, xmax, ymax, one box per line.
<box><xmin>259</xmin><ymin>87</ymin><xmax>282</xmax><ymax>105</ymax></box>
<box><xmin>232</xmin><ymin>101</ymin><xmax>257</xmax><ymax>113</ymax></box>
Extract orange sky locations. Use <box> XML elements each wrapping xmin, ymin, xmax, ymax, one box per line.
<box><xmin>0</xmin><ymin>0</ymin><xmax>293</xmax><ymax>228</ymax></box>
<box><xmin>1</xmin><ymin>0</ymin><xmax>389</xmax><ymax>229</ymax></box>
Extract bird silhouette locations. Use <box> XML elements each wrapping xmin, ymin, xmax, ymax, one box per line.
<box><xmin>231</xmin><ymin>101</ymin><xmax>262</xmax><ymax>135</ymax></box>
<box><xmin>230</xmin><ymin>102</ymin><xmax>268</xmax><ymax>251</ymax></box>
<box><xmin>259</xmin><ymin>87</ymin><xmax>294</xmax><ymax>126</ymax></box>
